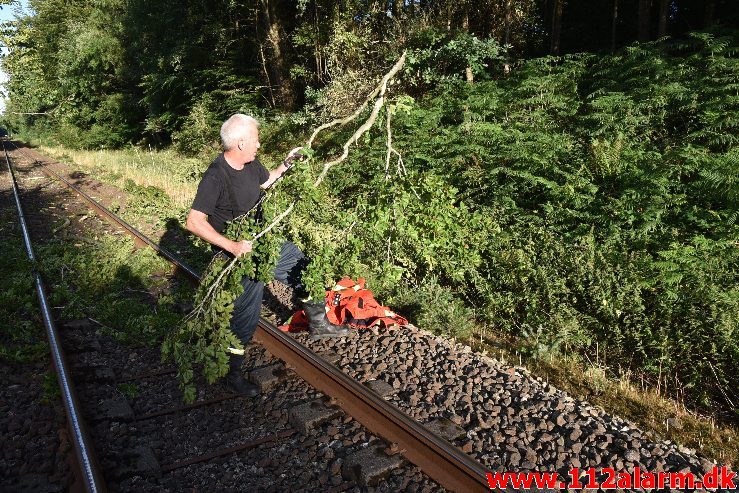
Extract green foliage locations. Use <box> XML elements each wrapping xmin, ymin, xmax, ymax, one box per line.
<box><xmin>40</xmin><ymin>370</ymin><xmax>61</xmax><ymax>405</ymax></box>
<box><xmin>3</xmin><ymin>0</ymin><xmax>737</xmax><ymax>413</ymax></box>
<box><xmin>405</xmin><ymin>30</ymin><xmax>505</xmax><ymax>87</ymax></box>
<box><xmin>4</xmin><ymin>196</ymin><xmax>191</xmax><ymax>390</ymax></box>
<box><xmin>183</xmin><ymin>31</ymin><xmax>734</xmax><ymax>411</ymax></box>
<box><xmin>122</xmin><ymin>179</ymin><xmax>172</xmax><ymax>227</ymax></box>
<box><xmin>0</xmin><ymin>208</ymin><xmax>47</xmax><ymax>363</ymax></box>
<box><xmin>392</xmin><ymin>277</ymin><xmax>476</xmax><ymax>339</ymax></box>
<box><xmin>278</xmin><ymin>32</ymin><xmax>739</xmax><ymax>411</ymax></box>
<box><xmin>171</xmin><ymin>94</ymin><xmax>222</xmax><ymax>156</ymax></box>
<box><xmin>38</xmin><ymin>235</ymin><xmax>188</xmax><ymax>346</ymax></box>
<box><xmin>162</xmin><ymin>205</ymin><xmax>284</xmax><ymax>402</ymax></box>
<box><xmin>117</xmin><ymin>382</ymin><xmax>139</xmax><ymax>399</ymax></box>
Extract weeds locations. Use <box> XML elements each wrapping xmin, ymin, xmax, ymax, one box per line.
<box><xmin>38</xmin><ymin>235</ymin><xmax>193</xmax><ymax>346</ymax></box>
<box><xmin>38</xmin><ymin>145</ymin><xmax>201</xmax><ymax>209</ymax></box>
<box><xmin>40</xmin><ymin>370</ymin><xmax>61</xmax><ymax>405</ymax></box>
<box><xmin>117</xmin><ymin>382</ymin><xmax>139</xmax><ymax>399</ymax></box>
<box><xmin>0</xmin><ymin>202</ymin><xmax>47</xmax><ymax>363</ymax></box>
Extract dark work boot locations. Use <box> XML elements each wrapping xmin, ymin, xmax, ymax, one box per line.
<box><xmin>225</xmin><ymin>356</ymin><xmax>259</xmax><ymax>397</ymax></box>
<box><xmin>302</xmin><ymin>301</ymin><xmax>350</xmax><ymax>338</ymax></box>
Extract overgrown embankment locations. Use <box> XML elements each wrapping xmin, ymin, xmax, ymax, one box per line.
<box><xmin>282</xmin><ymin>32</ymin><xmax>738</xmax><ymax>417</ymax></box>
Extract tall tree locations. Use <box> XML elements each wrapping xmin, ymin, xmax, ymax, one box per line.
<box><xmin>258</xmin><ymin>0</ymin><xmax>297</xmax><ymax>109</ymax></box>
<box><xmin>392</xmin><ymin>0</ymin><xmax>403</xmax><ymax>18</ymax></box>
<box><xmin>704</xmin><ymin>0</ymin><xmax>715</xmax><ymax>27</ymax></box>
<box><xmin>504</xmin><ymin>0</ymin><xmax>512</xmax><ymax>72</ymax></box>
<box><xmin>504</xmin><ymin>0</ymin><xmax>513</xmax><ymax>46</ymax></box>
<box><xmin>611</xmin><ymin>0</ymin><xmax>619</xmax><ymax>53</ymax></box>
<box><xmin>658</xmin><ymin>0</ymin><xmax>669</xmax><ymax>37</ymax></box>
<box><xmin>462</xmin><ymin>2</ymin><xmax>474</xmax><ymax>82</ymax></box>
<box><xmin>550</xmin><ymin>0</ymin><xmax>564</xmax><ymax>55</ymax></box>
<box><xmin>638</xmin><ymin>0</ymin><xmax>651</xmax><ymax>41</ymax></box>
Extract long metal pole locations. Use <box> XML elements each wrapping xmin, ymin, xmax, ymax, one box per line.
<box><xmin>2</xmin><ymin>140</ymin><xmax>107</xmax><ymax>493</ymax></box>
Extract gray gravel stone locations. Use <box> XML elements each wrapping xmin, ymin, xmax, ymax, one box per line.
<box><xmin>424</xmin><ymin>418</ymin><xmax>466</xmax><ymax>442</ymax></box>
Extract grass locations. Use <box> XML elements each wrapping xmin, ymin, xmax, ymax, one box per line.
<box><xmin>37</xmin><ymin>145</ymin><xmax>202</xmax><ymax>209</ymax></box>
<box><xmin>117</xmin><ymin>382</ymin><xmax>139</xmax><ymax>399</ymax></box>
<box><xmin>4</xmin><ymin>143</ymin><xmax>196</xmax><ymax>349</ymax></box>
<box><xmin>33</xmin><ymin>143</ymin><xmax>216</xmax><ymax>271</ymax></box>
<box><xmin>0</xmin><ymin>193</ymin><xmax>47</xmax><ymax>364</ymax></box>
<box><xmin>38</xmin><ymin>234</ymin><xmax>193</xmax><ymax>346</ymax></box>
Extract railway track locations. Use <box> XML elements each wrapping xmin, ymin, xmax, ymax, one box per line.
<box><xmin>3</xmin><ymin>140</ymin><xmax>492</xmax><ymax>492</ymax></box>
<box><xmin>3</xmin><ymin>140</ymin><xmax>732</xmax><ymax>493</ymax></box>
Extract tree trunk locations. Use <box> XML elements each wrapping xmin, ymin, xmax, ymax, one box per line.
<box><xmin>392</xmin><ymin>0</ymin><xmax>403</xmax><ymax>18</ymax></box>
<box><xmin>313</xmin><ymin>0</ymin><xmax>325</xmax><ymax>83</ymax></box>
<box><xmin>657</xmin><ymin>0</ymin><xmax>668</xmax><ymax>37</ymax></box>
<box><xmin>504</xmin><ymin>0</ymin><xmax>511</xmax><ymax>46</ymax></box>
<box><xmin>258</xmin><ymin>0</ymin><xmax>295</xmax><ymax>109</ymax></box>
<box><xmin>611</xmin><ymin>0</ymin><xmax>618</xmax><ymax>53</ymax></box>
<box><xmin>704</xmin><ymin>0</ymin><xmax>715</xmax><ymax>28</ymax></box>
<box><xmin>504</xmin><ymin>0</ymin><xmax>512</xmax><ymax>73</ymax></box>
<box><xmin>550</xmin><ymin>0</ymin><xmax>564</xmax><ymax>56</ymax></box>
<box><xmin>638</xmin><ymin>0</ymin><xmax>651</xmax><ymax>42</ymax></box>
<box><xmin>463</xmin><ymin>7</ymin><xmax>473</xmax><ymax>82</ymax></box>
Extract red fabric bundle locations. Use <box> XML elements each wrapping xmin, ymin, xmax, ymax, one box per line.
<box><xmin>279</xmin><ymin>277</ymin><xmax>409</xmax><ymax>333</ymax></box>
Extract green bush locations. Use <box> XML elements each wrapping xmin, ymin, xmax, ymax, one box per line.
<box><xmin>281</xmin><ymin>31</ymin><xmax>739</xmax><ymax>411</ymax></box>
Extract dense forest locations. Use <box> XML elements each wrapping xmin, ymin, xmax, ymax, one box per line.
<box><xmin>1</xmin><ymin>0</ymin><xmax>736</xmax><ymax>147</ymax></box>
<box><xmin>1</xmin><ymin>1</ymin><xmax>738</xmax><ymax>413</ymax></box>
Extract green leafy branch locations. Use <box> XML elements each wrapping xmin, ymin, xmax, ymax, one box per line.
<box><xmin>163</xmin><ymin>52</ymin><xmax>408</xmax><ymax>401</ymax></box>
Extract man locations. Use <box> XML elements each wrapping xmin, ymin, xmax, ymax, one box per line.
<box><xmin>186</xmin><ymin>114</ymin><xmax>348</xmax><ymax>397</ymax></box>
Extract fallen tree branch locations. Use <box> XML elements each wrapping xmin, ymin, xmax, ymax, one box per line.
<box><xmin>185</xmin><ymin>198</ymin><xmax>300</xmax><ymax>322</ymax></box>
<box><xmin>5</xmin><ymin>111</ymin><xmax>52</xmax><ymax>115</ymax></box>
<box><xmin>170</xmin><ymin>51</ymin><xmax>411</xmax><ymax>400</ymax></box>
<box><xmin>253</xmin><ymin>199</ymin><xmax>298</xmax><ymax>241</ymax></box>
<box><xmin>185</xmin><ymin>52</ymin><xmax>408</xmax><ymax>325</ymax></box>
<box><xmin>384</xmin><ymin>106</ymin><xmax>404</xmax><ymax>180</ymax></box>
<box><xmin>312</xmin><ymin>51</ymin><xmax>407</xmax><ymax>187</ymax></box>
<box><xmin>307</xmin><ymin>88</ymin><xmax>382</xmax><ymax>149</ymax></box>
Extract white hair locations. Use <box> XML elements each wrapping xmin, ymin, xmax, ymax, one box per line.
<box><xmin>220</xmin><ymin>114</ymin><xmax>260</xmax><ymax>150</ymax></box>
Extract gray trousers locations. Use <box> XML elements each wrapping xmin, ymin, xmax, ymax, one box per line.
<box><xmin>228</xmin><ymin>241</ymin><xmax>307</xmax><ymax>372</ymax></box>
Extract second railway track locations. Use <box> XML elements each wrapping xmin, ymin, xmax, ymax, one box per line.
<box><xmin>3</xmin><ymin>140</ymin><xmax>732</xmax><ymax>493</ymax></box>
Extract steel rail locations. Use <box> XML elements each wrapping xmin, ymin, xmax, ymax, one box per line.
<box><xmin>7</xmin><ymin>141</ymin><xmax>494</xmax><ymax>492</ymax></box>
<box><xmin>2</xmin><ymin>140</ymin><xmax>108</xmax><ymax>493</ymax></box>
<box><xmin>6</xmin><ymin>141</ymin><xmax>200</xmax><ymax>281</ymax></box>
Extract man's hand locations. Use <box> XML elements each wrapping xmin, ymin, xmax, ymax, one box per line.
<box><xmin>228</xmin><ymin>239</ymin><xmax>253</xmax><ymax>257</ymax></box>
<box><xmin>284</xmin><ymin>146</ymin><xmax>305</xmax><ymax>169</ymax></box>
<box><xmin>187</xmin><ymin>209</ymin><xmax>249</xmax><ymax>256</ymax></box>
<box><xmin>263</xmin><ymin>147</ymin><xmax>305</xmax><ymax>189</ymax></box>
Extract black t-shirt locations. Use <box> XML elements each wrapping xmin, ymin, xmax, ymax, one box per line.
<box><xmin>191</xmin><ymin>153</ymin><xmax>270</xmax><ymax>233</ymax></box>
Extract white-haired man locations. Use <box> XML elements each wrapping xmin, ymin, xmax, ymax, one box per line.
<box><xmin>186</xmin><ymin>114</ymin><xmax>348</xmax><ymax>397</ymax></box>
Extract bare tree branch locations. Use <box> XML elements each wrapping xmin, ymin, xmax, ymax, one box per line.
<box><xmin>253</xmin><ymin>198</ymin><xmax>297</xmax><ymax>240</ymax></box>
<box><xmin>312</xmin><ymin>51</ymin><xmax>406</xmax><ymax>187</ymax></box>
<box><xmin>384</xmin><ymin>105</ymin><xmax>403</xmax><ymax>180</ymax></box>
<box><xmin>307</xmin><ymin>87</ymin><xmax>382</xmax><ymax>149</ymax></box>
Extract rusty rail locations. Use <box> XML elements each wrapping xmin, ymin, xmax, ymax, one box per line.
<box><xmin>7</xmin><ymin>141</ymin><xmax>494</xmax><ymax>493</ymax></box>
<box><xmin>9</xmin><ymin>142</ymin><xmax>200</xmax><ymax>281</ymax></box>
